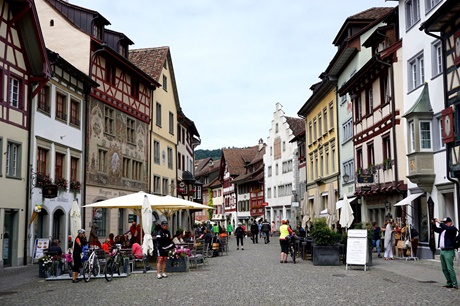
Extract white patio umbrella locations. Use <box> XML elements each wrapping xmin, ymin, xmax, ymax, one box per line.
<box><xmin>301</xmin><ymin>191</ymin><xmax>310</xmax><ymax>228</ymax></box>
<box><xmin>327</xmin><ymin>183</ymin><xmax>336</xmax><ymax>227</ymax></box>
<box><xmin>141</xmin><ymin>195</ymin><xmax>154</xmax><ymax>256</ymax></box>
<box><xmin>70</xmin><ymin>200</ymin><xmax>81</xmax><ymax>241</ymax></box>
<box><xmin>313</xmin><ymin>188</ymin><xmax>321</xmax><ymax>218</ymax></box>
<box><xmin>339</xmin><ymin>194</ymin><xmax>354</xmax><ymax>229</ymax></box>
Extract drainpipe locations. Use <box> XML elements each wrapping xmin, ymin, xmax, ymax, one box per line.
<box><xmin>423</xmin><ymin>29</ymin><xmax>460</xmax><ymax>217</ymax></box>
<box><xmin>24</xmin><ymin>82</ymin><xmax>35</xmax><ymax>266</ymax></box>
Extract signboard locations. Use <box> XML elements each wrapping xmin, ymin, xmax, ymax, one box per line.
<box><xmin>42</xmin><ymin>185</ymin><xmax>58</xmax><ymax>198</ymax></box>
<box><xmin>33</xmin><ymin>238</ymin><xmax>50</xmax><ymax>261</ymax></box>
<box><xmin>291</xmin><ymin>201</ymin><xmax>300</xmax><ymax>207</ymax></box>
<box><xmin>346</xmin><ymin>229</ymin><xmax>368</xmax><ymax>271</ymax></box>
<box><xmin>361</xmin><ymin>186</ymin><xmax>371</xmax><ymax>192</ymax></box>
<box><xmin>128</xmin><ymin>214</ymin><xmax>137</xmax><ymax>223</ymax></box>
<box><xmin>357</xmin><ymin>174</ymin><xmax>373</xmax><ymax>183</ymax></box>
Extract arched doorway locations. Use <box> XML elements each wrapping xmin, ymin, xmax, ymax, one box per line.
<box><xmin>52</xmin><ymin>209</ymin><xmax>65</xmax><ymax>242</ymax></box>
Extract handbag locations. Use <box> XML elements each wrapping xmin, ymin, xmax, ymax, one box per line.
<box><xmin>404</xmin><ymin>239</ymin><xmax>411</xmax><ymax>248</ymax></box>
<box><xmin>397</xmin><ymin>240</ymin><xmax>405</xmax><ymax>250</ymax></box>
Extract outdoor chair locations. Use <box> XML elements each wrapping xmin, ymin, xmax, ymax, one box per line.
<box><xmin>189</xmin><ymin>249</ymin><xmax>205</xmax><ymax>269</ymax></box>
<box><xmin>219</xmin><ymin>236</ymin><xmax>228</xmax><ymax>256</ymax></box>
<box><xmin>133</xmin><ymin>254</ymin><xmax>150</xmax><ymax>273</ymax></box>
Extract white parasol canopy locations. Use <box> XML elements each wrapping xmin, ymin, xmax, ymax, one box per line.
<box><xmin>313</xmin><ymin>188</ymin><xmax>321</xmax><ymax>218</ymax></box>
<box><xmin>327</xmin><ymin>183</ymin><xmax>336</xmax><ymax>227</ymax></box>
<box><xmin>141</xmin><ymin>195</ymin><xmax>154</xmax><ymax>256</ymax></box>
<box><xmin>301</xmin><ymin>191</ymin><xmax>310</xmax><ymax>228</ymax></box>
<box><xmin>70</xmin><ymin>200</ymin><xmax>81</xmax><ymax>241</ymax></box>
<box><xmin>339</xmin><ymin>194</ymin><xmax>354</xmax><ymax>229</ymax></box>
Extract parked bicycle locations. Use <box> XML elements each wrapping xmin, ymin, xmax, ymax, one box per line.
<box><xmin>83</xmin><ymin>247</ymin><xmax>101</xmax><ymax>282</ymax></box>
<box><xmin>105</xmin><ymin>244</ymin><xmax>123</xmax><ymax>282</ymax></box>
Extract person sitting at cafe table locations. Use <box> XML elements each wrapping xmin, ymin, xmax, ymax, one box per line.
<box><xmin>101</xmin><ymin>238</ymin><xmax>112</xmax><ymax>254</ymax></box>
<box><xmin>172</xmin><ymin>230</ymin><xmax>185</xmax><ymax>245</ymax></box>
<box><xmin>219</xmin><ymin>227</ymin><xmax>228</xmax><ymax>239</ymax></box>
<box><xmin>89</xmin><ymin>236</ymin><xmax>102</xmax><ymax>248</ymax></box>
<box><xmin>108</xmin><ymin>233</ymin><xmax>115</xmax><ymax>246</ymax></box>
<box><xmin>131</xmin><ymin>242</ymin><xmax>143</xmax><ymax>259</ymax></box>
<box><xmin>47</xmin><ymin>239</ymin><xmax>63</xmax><ymax>256</ymax></box>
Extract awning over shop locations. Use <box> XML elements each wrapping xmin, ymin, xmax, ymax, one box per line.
<box><xmin>336</xmin><ymin>197</ymin><xmax>356</xmax><ymax>210</ymax></box>
<box><xmin>394</xmin><ymin>193</ymin><xmax>423</xmax><ymax>206</ymax></box>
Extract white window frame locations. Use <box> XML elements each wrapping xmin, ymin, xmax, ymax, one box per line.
<box><xmin>420</xmin><ymin>120</ymin><xmax>432</xmax><ymax>151</ymax></box>
<box><xmin>342</xmin><ymin>159</ymin><xmax>355</xmax><ymax>183</ymax></box>
<box><xmin>9</xmin><ymin>77</ymin><xmax>20</xmax><ymax>108</ymax></box>
<box><xmin>405</xmin><ymin>0</ymin><xmax>420</xmax><ymax>30</ymax></box>
<box><xmin>425</xmin><ymin>0</ymin><xmax>441</xmax><ymax>13</ymax></box>
<box><xmin>409</xmin><ymin>121</ymin><xmax>416</xmax><ymax>153</ymax></box>
<box><xmin>6</xmin><ymin>141</ymin><xmax>21</xmax><ymax>178</ymax></box>
<box><xmin>342</xmin><ymin>117</ymin><xmax>353</xmax><ymax>143</ymax></box>
<box><xmin>432</xmin><ymin>40</ymin><xmax>443</xmax><ymax>78</ymax></box>
<box><xmin>408</xmin><ymin>52</ymin><xmax>424</xmax><ymax>91</ymax></box>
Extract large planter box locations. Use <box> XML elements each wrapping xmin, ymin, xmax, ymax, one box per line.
<box><xmin>166</xmin><ymin>257</ymin><xmax>189</xmax><ymax>272</ymax></box>
<box><xmin>312</xmin><ymin>245</ymin><xmax>341</xmax><ymax>266</ymax></box>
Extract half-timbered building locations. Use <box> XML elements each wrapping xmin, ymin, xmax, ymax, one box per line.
<box><xmin>0</xmin><ymin>0</ymin><xmax>50</xmax><ymax>268</ymax></box>
<box><xmin>338</xmin><ymin>8</ymin><xmax>408</xmax><ymax>230</ymax></box>
<box><xmin>36</xmin><ymin>0</ymin><xmax>160</xmax><ymax>238</ymax></box>
<box><xmin>29</xmin><ymin>49</ymin><xmax>97</xmax><ymax>259</ymax></box>
<box><xmin>420</xmin><ymin>0</ymin><xmax>460</xmax><ymax>258</ymax></box>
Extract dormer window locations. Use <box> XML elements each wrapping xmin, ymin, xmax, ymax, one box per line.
<box><xmin>119</xmin><ymin>44</ymin><xmax>127</xmax><ymax>58</ymax></box>
<box><xmin>93</xmin><ymin>23</ymin><xmax>102</xmax><ymax>40</ymax></box>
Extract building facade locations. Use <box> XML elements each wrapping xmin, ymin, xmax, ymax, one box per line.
<box><xmin>264</xmin><ymin>103</ymin><xmax>303</xmax><ymax>230</ymax></box>
<box><xmin>0</xmin><ymin>0</ymin><xmax>50</xmax><ymax>268</ymax></box>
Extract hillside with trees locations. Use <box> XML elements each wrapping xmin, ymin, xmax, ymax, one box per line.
<box><xmin>195</xmin><ymin>149</ymin><xmax>222</xmax><ymax>160</ymax></box>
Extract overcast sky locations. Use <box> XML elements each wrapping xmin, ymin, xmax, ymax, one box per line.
<box><xmin>73</xmin><ymin>0</ymin><xmax>396</xmax><ymax>150</ymax></box>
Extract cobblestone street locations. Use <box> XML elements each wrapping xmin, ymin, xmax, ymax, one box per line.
<box><xmin>1</xmin><ymin>239</ymin><xmax>458</xmax><ymax>306</ymax></box>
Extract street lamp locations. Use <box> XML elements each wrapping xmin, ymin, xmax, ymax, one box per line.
<box><xmin>343</xmin><ymin>173</ymin><xmax>350</xmax><ymax>184</ymax></box>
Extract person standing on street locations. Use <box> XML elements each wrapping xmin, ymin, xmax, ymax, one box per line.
<box><xmin>156</xmin><ymin>221</ymin><xmax>173</xmax><ymax>280</ymax></box>
<box><xmin>279</xmin><ymin>220</ymin><xmax>293</xmax><ymax>263</ymax></box>
<box><xmin>235</xmin><ymin>222</ymin><xmax>245</xmax><ymax>250</ymax></box>
<box><xmin>72</xmin><ymin>229</ymin><xmax>87</xmax><ymax>283</ymax></box>
<box><xmin>271</xmin><ymin>221</ymin><xmax>276</xmax><ymax>237</ymax></box>
<box><xmin>261</xmin><ymin>219</ymin><xmax>271</xmax><ymax>243</ymax></box>
<box><xmin>433</xmin><ymin>217</ymin><xmax>458</xmax><ymax>289</ymax></box>
<box><xmin>227</xmin><ymin>222</ymin><xmax>233</xmax><ymax>238</ymax></box>
<box><xmin>372</xmin><ymin>222</ymin><xmax>382</xmax><ymax>258</ymax></box>
<box><xmin>251</xmin><ymin>220</ymin><xmax>259</xmax><ymax>244</ymax></box>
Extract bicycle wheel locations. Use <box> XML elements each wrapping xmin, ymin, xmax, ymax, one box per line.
<box><xmin>290</xmin><ymin>245</ymin><xmax>296</xmax><ymax>264</ymax></box>
<box><xmin>105</xmin><ymin>258</ymin><xmax>114</xmax><ymax>282</ymax></box>
<box><xmin>116</xmin><ymin>255</ymin><xmax>122</xmax><ymax>276</ymax></box>
<box><xmin>92</xmin><ymin>258</ymin><xmax>100</xmax><ymax>277</ymax></box>
<box><xmin>83</xmin><ymin>261</ymin><xmax>91</xmax><ymax>282</ymax></box>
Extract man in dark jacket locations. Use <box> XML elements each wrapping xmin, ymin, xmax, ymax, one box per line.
<box><xmin>433</xmin><ymin>217</ymin><xmax>458</xmax><ymax>289</ymax></box>
<box><xmin>261</xmin><ymin>219</ymin><xmax>271</xmax><ymax>243</ymax></box>
<box><xmin>250</xmin><ymin>221</ymin><xmax>259</xmax><ymax>244</ymax></box>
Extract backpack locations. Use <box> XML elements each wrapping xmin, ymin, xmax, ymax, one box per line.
<box><xmin>454</xmin><ymin>231</ymin><xmax>460</xmax><ymax>250</ymax></box>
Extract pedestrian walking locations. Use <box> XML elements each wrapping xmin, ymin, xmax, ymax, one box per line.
<box><xmin>433</xmin><ymin>217</ymin><xmax>458</xmax><ymax>289</ymax></box>
<box><xmin>227</xmin><ymin>222</ymin><xmax>233</xmax><ymax>237</ymax></box>
<box><xmin>235</xmin><ymin>222</ymin><xmax>245</xmax><ymax>250</ymax></box>
<box><xmin>261</xmin><ymin>219</ymin><xmax>271</xmax><ymax>243</ymax></box>
<box><xmin>271</xmin><ymin>221</ymin><xmax>276</xmax><ymax>237</ymax></box>
<box><xmin>251</xmin><ymin>220</ymin><xmax>259</xmax><ymax>243</ymax></box>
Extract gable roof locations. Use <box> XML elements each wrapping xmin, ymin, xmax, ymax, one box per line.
<box><xmin>285</xmin><ymin>116</ymin><xmax>305</xmax><ymax>138</ymax></box>
<box><xmin>222</xmin><ymin>146</ymin><xmax>259</xmax><ymax>177</ymax></box>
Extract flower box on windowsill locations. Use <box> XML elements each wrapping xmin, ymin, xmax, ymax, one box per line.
<box><xmin>166</xmin><ymin>257</ymin><xmax>189</xmax><ymax>272</ymax></box>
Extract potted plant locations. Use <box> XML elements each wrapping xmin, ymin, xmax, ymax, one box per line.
<box><xmin>166</xmin><ymin>247</ymin><xmax>191</xmax><ymax>272</ymax></box>
<box><xmin>54</xmin><ymin>177</ymin><xmax>68</xmax><ymax>192</ymax></box>
<box><xmin>36</xmin><ymin>173</ymin><xmax>52</xmax><ymax>188</ymax></box>
<box><xmin>310</xmin><ymin>218</ymin><xmax>341</xmax><ymax>266</ymax></box>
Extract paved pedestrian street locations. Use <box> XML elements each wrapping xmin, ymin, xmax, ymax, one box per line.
<box><xmin>0</xmin><ymin>239</ymin><xmax>458</xmax><ymax>306</ymax></box>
